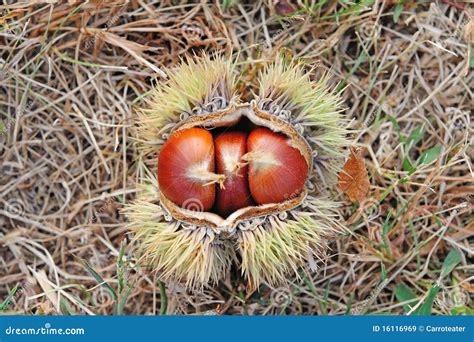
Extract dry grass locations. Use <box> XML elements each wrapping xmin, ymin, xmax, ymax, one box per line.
<box><xmin>0</xmin><ymin>0</ymin><xmax>472</xmax><ymax>315</ymax></box>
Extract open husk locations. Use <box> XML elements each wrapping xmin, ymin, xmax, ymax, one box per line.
<box><xmin>125</xmin><ymin>54</ymin><xmax>349</xmax><ymax>289</ymax></box>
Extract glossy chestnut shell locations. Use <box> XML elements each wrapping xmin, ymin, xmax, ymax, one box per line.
<box><xmin>157</xmin><ymin>103</ymin><xmax>312</xmax><ymax>228</ymax></box>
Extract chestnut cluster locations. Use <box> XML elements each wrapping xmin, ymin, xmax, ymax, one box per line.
<box><xmin>127</xmin><ymin>55</ymin><xmax>349</xmax><ymax>288</ymax></box>
<box><xmin>158</xmin><ymin>126</ymin><xmax>309</xmax><ymax>218</ymax></box>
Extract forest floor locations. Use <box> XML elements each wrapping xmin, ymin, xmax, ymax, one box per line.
<box><xmin>0</xmin><ymin>0</ymin><xmax>472</xmax><ymax>315</ymax></box>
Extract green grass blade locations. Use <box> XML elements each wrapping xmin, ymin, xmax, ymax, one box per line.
<box><xmin>76</xmin><ymin>257</ymin><xmax>117</xmax><ymax>301</ymax></box>
<box><xmin>116</xmin><ymin>285</ymin><xmax>133</xmax><ymax>315</ymax></box>
<box><xmin>417</xmin><ymin>145</ymin><xmax>442</xmax><ymax>165</ymax></box>
<box><xmin>159</xmin><ymin>281</ymin><xmax>168</xmax><ymax>315</ymax></box>
<box><xmin>0</xmin><ymin>284</ymin><xmax>19</xmax><ymax>312</ymax></box>
<box><xmin>440</xmin><ymin>249</ymin><xmax>462</xmax><ymax>279</ymax></box>
<box><xmin>393</xmin><ymin>3</ymin><xmax>404</xmax><ymax>23</ymax></box>
<box><xmin>395</xmin><ymin>284</ymin><xmax>417</xmax><ymax>313</ymax></box>
<box><xmin>415</xmin><ymin>285</ymin><xmax>440</xmax><ymax>315</ymax></box>
<box><xmin>117</xmin><ymin>241</ymin><xmax>126</xmax><ymax>295</ymax></box>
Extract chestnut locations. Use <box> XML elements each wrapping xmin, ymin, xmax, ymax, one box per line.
<box><xmin>157</xmin><ymin>128</ymin><xmax>223</xmax><ymax>212</ymax></box>
<box><xmin>246</xmin><ymin>127</ymin><xmax>308</xmax><ymax>205</ymax></box>
<box><xmin>215</xmin><ymin>131</ymin><xmax>253</xmax><ymax>217</ymax></box>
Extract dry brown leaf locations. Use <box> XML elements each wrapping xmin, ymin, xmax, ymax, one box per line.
<box><xmin>338</xmin><ymin>147</ymin><xmax>370</xmax><ymax>203</ymax></box>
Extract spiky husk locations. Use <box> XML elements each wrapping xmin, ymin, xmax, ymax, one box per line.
<box><xmin>256</xmin><ymin>58</ymin><xmax>349</xmax><ymax>188</ymax></box>
<box><xmin>126</xmin><ymin>54</ymin><xmax>349</xmax><ymax>289</ymax></box>
<box><xmin>136</xmin><ymin>53</ymin><xmax>237</xmax><ymax>157</ymax></box>
<box><xmin>237</xmin><ymin>196</ymin><xmax>343</xmax><ymax>289</ymax></box>
<box><xmin>125</xmin><ymin>182</ymin><xmax>233</xmax><ymax>288</ymax></box>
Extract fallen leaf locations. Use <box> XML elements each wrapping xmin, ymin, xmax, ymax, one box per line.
<box><xmin>338</xmin><ymin>147</ymin><xmax>370</xmax><ymax>203</ymax></box>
